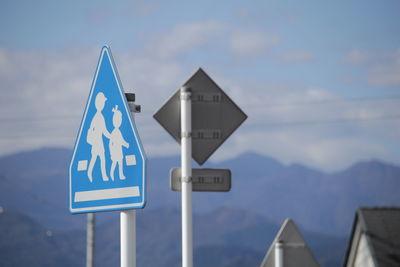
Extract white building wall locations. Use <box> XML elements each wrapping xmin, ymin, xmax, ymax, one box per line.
<box><xmin>353</xmin><ymin>234</ymin><xmax>376</xmax><ymax>267</ymax></box>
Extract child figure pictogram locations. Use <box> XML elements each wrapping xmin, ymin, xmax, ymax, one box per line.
<box><xmin>109</xmin><ymin>105</ymin><xmax>130</xmax><ymax>181</ymax></box>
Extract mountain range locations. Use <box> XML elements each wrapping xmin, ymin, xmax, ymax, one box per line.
<box><xmin>1</xmin><ymin>147</ymin><xmax>400</xmax><ymax>266</ymax></box>
<box><xmin>0</xmin><ymin>205</ymin><xmax>345</xmax><ymax>267</ymax></box>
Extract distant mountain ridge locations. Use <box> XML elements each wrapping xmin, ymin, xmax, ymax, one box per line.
<box><xmin>1</xmin><ymin>147</ymin><xmax>400</xmax><ymax>234</ymax></box>
<box><xmin>0</xmin><ymin>207</ymin><xmax>85</xmax><ymax>267</ymax></box>
<box><xmin>0</xmin><ymin>205</ymin><xmax>345</xmax><ymax>267</ymax></box>
<box><xmin>1</xmin><ymin>147</ymin><xmax>398</xmax><ymax>266</ymax></box>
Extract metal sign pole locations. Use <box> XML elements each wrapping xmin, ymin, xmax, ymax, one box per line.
<box><xmin>275</xmin><ymin>241</ymin><xmax>283</xmax><ymax>267</ymax></box>
<box><xmin>153</xmin><ymin>69</ymin><xmax>247</xmax><ymax>267</ymax></box>
<box><xmin>86</xmin><ymin>213</ymin><xmax>95</xmax><ymax>267</ymax></box>
<box><xmin>181</xmin><ymin>86</ymin><xmax>193</xmax><ymax>267</ymax></box>
<box><xmin>120</xmin><ymin>93</ymin><xmax>140</xmax><ymax>267</ymax></box>
<box><xmin>121</xmin><ymin>210</ymin><xmax>136</xmax><ymax>267</ymax></box>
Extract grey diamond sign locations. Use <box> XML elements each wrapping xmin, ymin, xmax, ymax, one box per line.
<box><xmin>153</xmin><ymin>68</ymin><xmax>247</xmax><ymax>165</ymax></box>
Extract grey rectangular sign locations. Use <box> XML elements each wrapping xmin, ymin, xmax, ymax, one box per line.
<box><xmin>170</xmin><ymin>168</ymin><xmax>231</xmax><ymax>192</ymax></box>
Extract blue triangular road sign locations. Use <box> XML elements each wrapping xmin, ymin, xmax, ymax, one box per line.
<box><xmin>69</xmin><ymin>46</ymin><xmax>146</xmax><ymax>213</ymax></box>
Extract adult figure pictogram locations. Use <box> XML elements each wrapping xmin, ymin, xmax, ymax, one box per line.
<box><xmin>87</xmin><ymin>92</ymin><xmax>111</xmax><ymax>182</ymax></box>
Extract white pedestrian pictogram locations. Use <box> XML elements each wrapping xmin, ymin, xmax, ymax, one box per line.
<box><xmin>87</xmin><ymin>92</ymin><xmax>111</xmax><ymax>182</ymax></box>
<box><xmin>109</xmin><ymin>105</ymin><xmax>130</xmax><ymax>181</ymax></box>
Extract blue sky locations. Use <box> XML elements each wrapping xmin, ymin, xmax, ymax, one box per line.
<box><xmin>0</xmin><ymin>0</ymin><xmax>399</xmax><ymax>171</ymax></box>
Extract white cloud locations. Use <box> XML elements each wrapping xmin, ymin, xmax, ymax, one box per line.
<box><xmin>210</xmin><ymin>127</ymin><xmax>392</xmax><ymax>172</ymax></box>
<box><xmin>1</xmin><ymin>21</ymin><xmax>400</xmax><ymax>172</ymax></box>
<box><xmin>281</xmin><ymin>51</ymin><xmax>313</xmax><ymax>63</ymax></box>
<box><xmin>367</xmin><ymin>49</ymin><xmax>400</xmax><ymax>87</ymax></box>
<box><xmin>0</xmin><ymin>47</ymin><xmax>98</xmax><ymax>154</ymax></box>
<box><xmin>180</xmin><ymin>70</ymin><xmax>400</xmax><ymax>171</ymax></box>
<box><xmin>230</xmin><ymin>31</ymin><xmax>278</xmax><ymax>58</ymax></box>
<box><xmin>85</xmin><ymin>8</ymin><xmax>108</xmax><ymax>24</ymax></box>
<box><xmin>145</xmin><ymin>20</ymin><xmax>225</xmax><ymax>60</ymax></box>
<box><xmin>1</xmin><ymin>19</ymin><xmax>226</xmax><ymax>157</ymax></box>
<box><xmin>344</xmin><ymin>49</ymin><xmax>371</xmax><ymax>65</ymax></box>
<box><xmin>131</xmin><ymin>2</ymin><xmax>165</xmax><ymax>17</ymax></box>
<box><xmin>1</xmin><ymin>44</ymin><xmax>399</xmax><ymax>171</ymax></box>
<box><xmin>343</xmin><ymin>48</ymin><xmax>400</xmax><ymax>87</ymax></box>
<box><xmin>0</xmin><ymin>44</ymin><xmax>186</xmax><ymax>157</ymax></box>
<box><xmin>206</xmin><ymin>81</ymin><xmax>400</xmax><ymax>171</ymax></box>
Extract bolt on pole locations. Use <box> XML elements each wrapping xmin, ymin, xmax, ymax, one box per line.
<box><xmin>181</xmin><ymin>86</ymin><xmax>193</xmax><ymax>267</ymax></box>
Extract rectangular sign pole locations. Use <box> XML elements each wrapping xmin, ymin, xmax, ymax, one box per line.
<box><xmin>121</xmin><ymin>210</ymin><xmax>136</xmax><ymax>267</ymax></box>
<box><xmin>181</xmin><ymin>86</ymin><xmax>193</xmax><ymax>267</ymax></box>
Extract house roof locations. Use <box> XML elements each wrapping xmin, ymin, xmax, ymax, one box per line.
<box><xmin>260</xmin><ymin>218</ymin><xmax>319</xmax><ymax>267</ymax></box>
<box><xmin>343</xmin><ymin>207</ymin><xmax>400</xmax><ymax>267</ymax></box>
